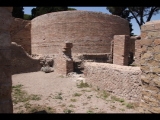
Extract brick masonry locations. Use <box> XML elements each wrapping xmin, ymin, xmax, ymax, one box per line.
<box><xmin>113</xmin><ymin>35</ymin><xmax>130</xmax><ymax>65</ymax></box>
<box><xmin>10</xmin><ymin>18</ymin><xmax>31</xmax><ymax>54</ymax></box>
<box><xmin>134</xmin><ymin>40</ymin><xmax>141</xmax><ymax>66</ymax></box>
<box><xmin>139</xmin><ymin>20</ymin><xmax>160</xmax><ymax>113</ymax></box>
<box><xmin>0</xmin><ymin>7</ymin><xmax>13</xmax><ymax>113</ymax></box>
<box><xmin>54</xmin><ymin>42</ymin><xmax>73</xmax><ymax>75</ymax></box>
<box><xmin>84</xmin><ymin>62</ymin><xmax>142</xmax><ymax>101</ymax></box>
<box><xmin>11</xmin><ymin>42</ymin><xmax>41</xmax><ymax>74</ymax></box>
<box><xmin>31</xmin><ymin>11</ymin><xmax>130</xmax><ymax>56</ymax></box>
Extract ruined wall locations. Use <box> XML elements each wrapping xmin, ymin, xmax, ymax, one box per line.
<box><xmin>113</xmin><ymin>35</ymin><xmax>130</xmax><ymax>65</ymax></box>
<box><xmin>31</xmin><ymin>11</ymin><xmax>130</xmax><ymax>56</ymax></box>
<box><xmin>10</xmin><ymin>18</ymin><xmax>31</xmax><ymax>54</ymax></box>
<box><xmin>54</xmin><ymin>42</ymin><xmax>73</xmax><ymax>75</ymax></box>
<box><xmin>84</xmin><ymin>62</ymin><xmax>142</xmax><ymax>101</ymax></box>
<box><xmin>0</xmin><ymin>7</ymin><xmax>13</xmax><ymax>113</ymax></box>
<box><xmin>11</xmin><ymin>42</ymin><xmax>41</xmax><ymax>74</ymax></box>
<box><xmin>134</xmin><ymin>40</ymin><xmax>141</xmax><ymax>66</ymax></box>
<box><xmin>139</xmin><ymin>20</ymin><xmax>160</xmax><ymax>113</ymax></box>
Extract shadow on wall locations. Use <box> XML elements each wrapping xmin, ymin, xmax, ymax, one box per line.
<box><xmin>11</xmin><ymin>42</ymin><xmax>41</xmax><ymax>74</ymax></box>
<box><xmin>10</xmin><ymin>18</ymin><xmax>31</xmax><ymax>54</ymax></box>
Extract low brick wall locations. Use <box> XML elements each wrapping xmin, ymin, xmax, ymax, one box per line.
<box><xmin>11</xmin><ymin>42</ymin><xmax>41</xmax><ymax>74</ymax></box>
<box><xmin>84</xmin><ymin>62</ymin><xmax>142</xmax><ymax>101</ymax></box>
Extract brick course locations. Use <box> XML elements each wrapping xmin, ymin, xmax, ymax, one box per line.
<box><xmin>31</xmin><ymin>11</ymin><xmax>130</xmax><ymax>56</ymax></box>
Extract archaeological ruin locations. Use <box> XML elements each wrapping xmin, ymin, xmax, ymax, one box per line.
<box><xmin>0</xmin><ymin>7</ymin><xmax>160</xmax><ymax>113</ymax></box>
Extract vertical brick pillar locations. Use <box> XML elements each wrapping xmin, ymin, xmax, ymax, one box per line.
<box><xmin>134</xmin><ymin>40</ymin><xmax>141</xmax><ymax>66</ymax></box>
<box><xmin>113</xmin><ymin>35</ymin><xmax>130</xmax><ymax>65</ymax></box>
<box><xmin>0</xmin><ymin>7</ymin><xmax>13</xmax><ymax>113</ymax></box>
<box><xmin>54</xmin><ymin>42</ymin><xmax>73</xmax><ymax>75</ymax></box>
<box><xmin>139</xmin><ymin>21</ymin><xmax>160</xmax><ymax>113</ymax></box>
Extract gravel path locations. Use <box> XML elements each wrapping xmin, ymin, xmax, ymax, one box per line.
<box><xmin>12</xmin><ymin>71</ymin><xmax>139</xmax><ymax>113</ymax></box>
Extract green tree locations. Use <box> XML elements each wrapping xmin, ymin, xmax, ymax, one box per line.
<box><xmin>107</xmin><ymin>7</ymin><xmax>160</xmax><ymax>34</ymax></box>
<box><xmin>31</xmin><ymin>7</ymin><xmax>76</xmax><ymax>19</ymax></box>
<box><xmin>12</xmin><ymin>7</ymin><xmax>24</xmax><ymax>19</ymax></box>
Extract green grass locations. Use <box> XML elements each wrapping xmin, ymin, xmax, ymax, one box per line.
<box><xmin>73</xmin><ymin>93</ymin><xmax>82</xmax><ymax>97</ymax></box>
<box><xmin>77</xmin><ymin>81</ymin><xmax>89</xmax><ymax>88</ymax></box>
<box><xmin>63</xmin><ymin>108</ymin><xmax>74</xmax><ymax>113</ymax></box>
<box><xmin>126</xmin><ymin>103</ymin><xmax>134</xmax><ymax>109</ymax></box>
<box><xmin>54</xmin><ymin>92</ymin><xmax>63</xmax><ymax>100</ymax></box>
<box><xmin>69</xmin><ymin>104</ymin><xmax>76</xmax><ymax>108</ymax></box>
<box><xmin>100</xmin><ymin>91</ymin><xmax>110</xmax><ymax>99</ymax></box>
<box><xmin>111</xmin><ymin>96</ymin><xmax>125</xmax><ymax>103</ymax></box>
<box><xmin>12</xmin><ymin>84</ymin><xmax>41</xmax><ymax>104</ymax></box>
<box><xmin>87</xmin><ymin>110</ymin><xmax>94</xmax><ymax>113</ymax></box>
<box><xmin>81</xmin><ymin>89</ymin><xmax>91</xmax><ymax>92</ymax></box>
<box><xmin>70</xmin><ymin>99</ymin><xmax>77</xmax><ymax>102</ymax></box>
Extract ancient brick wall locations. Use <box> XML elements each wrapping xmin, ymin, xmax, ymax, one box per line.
<box><xmin>84</xmin><ymin>62</ymin><xmax>142</xmax><ymax>101</ymax></box>
<box><xmin>11</xmin><ymin>42</ymin><xmax>41</xmax><ymax>74</ymax></box>
<box><xmin>134</xmin><ymin>40</ymin><xmax>141</xmax><ymax>66</ymax></box>
<box><xmin>113</xmin><ymin>35</ymin><xmax>130</xmax><ymax>65</ymax></box>
<box><xmin>31</xmin><ymin>11</ymin><xmax>130</xmax><ymax>56</ymax></box>
<box><xmin>10</xmin><ymin>18</ymin><xmax>31</xmax><ymax>54</ymax></box>
<box><xmin>54</xmin><ymin>42</ymin><xmax>73</xmax><ymax>75</ymax></box>
<box><xmin>0</xmin><ymin>7</ymin><xmax>13</xmax><ymax>113</ymax></box>
<box><xmin>139</xmin><ymin>20</ymin><xmax>160</xmax><ymax>113</ymax></box>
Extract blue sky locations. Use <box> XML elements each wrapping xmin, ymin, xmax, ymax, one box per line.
<box><xmin>23</xmin><ymin>7</ymin><xmax>160</xmax><ymax>35</ymax></box>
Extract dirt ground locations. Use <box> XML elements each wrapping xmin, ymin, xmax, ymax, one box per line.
<box><xmin>12</xmin><ymin>71</ymin><xmax>140</xmax><ymax>113</ymax></box>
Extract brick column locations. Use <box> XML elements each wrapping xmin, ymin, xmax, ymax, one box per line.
<box><xmin>139</xmin><ymin>21</ymin><xmax>160</xmax><ymax>113</ymax></box>
<box><xmin>134</xmin><ymin>40</ymin><xmax>141</xmax><ymax>66</ymax></box>
<box><xmin>0</xmin><ymin>7</ymin><xmax>13</xmax><ymax>113</ymax></box>
<box><xmin>54</xmin><ymin>42</ymin><xmax>73</xmax><ymax>75</ymax></box>
<box><xmin>113</xmin><ymin>35</ymin><xmax>130</xmax><ymax>65</ymax></box>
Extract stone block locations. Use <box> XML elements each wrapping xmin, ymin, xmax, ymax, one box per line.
<box><xmin>141</xmin><ymin>24</ymin><xmax>155</xmax><ymax>31</ymax></box>
<box><xmin>148</xmin><ymin>31</ymin><xmax>160</xmax><ymax>38</ymax></box>
<box><xmin>141</xmin><ymin>66</ymin><xmax>150</xmax><ymax>73</ymax></box>
<box><xmin>153</xmin><ymin>39</ymin><xmax>160</xmax><ymax>45</ymax></box>
<box><xmin>149</xmin><ymin>107</ymin><xmax>160</xmax><ymax>113</ymax></box>
<box><xmin>0</xmin><ymin>100</ymin><xmax>13</xmax><ymax>113</ymax></box>
<box><xmin>141</xmin><ymin>51</ymin><xmax>152</xmax><ymax>60</ymax></box>
<box><xmin>141</xmin><ymin>32</ymin><xmax>147</xmax><ymax>39</ymax></box>
<box><xmin>0</xmin><ymin>66</ymin><xmax>11</xmax><ymax>84</ymax></box>
<box><xmin>147</xmin><ymin>60</ymin><xmax>159</xmax><ymax>66</ymax></box>
<box><xmin>140</xmin><ymin>39</ymin><xmax>153</xmax><ymax>46</ymax></box>
<box><xmin>0</xmin><ymin>49</ymin><xmax>11</xmax><ymax>66</ymax></box>
<box><xmin>152</xmin><ymin>67</ymin><xmax>160</xmax><ymax>73</ymax></box>
<box><xmin>0</xmin><ymin>31</ymin><xmax>11</xmax><ymax>47</ymax></box>
<box><xmin>153</xmin><ymin>46</ymin><xmax>160</xmax><ymax>53</ymax></box>
<box><xmin>0</xmin><ymin>84</ymin><xmax>12</xmax><ymax>100</ymax></box>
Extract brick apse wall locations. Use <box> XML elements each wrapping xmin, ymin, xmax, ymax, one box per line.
<box><xmin>31</xmin><ymin>11</ymin><xmax>130</xmax><ymax>57</ymax></box>
<box><xmin>10</xmin><ymin>18</ymin><xmax>31</xmax><ymax>54</ymax></box>
<box><xmin>0</xmin><ymin>7</ymin><xmax>13</xmax><ymax>113</ymax></box>
<box><xmin>139</xmin><ymin>20</ymin><xmax>160</xmax><ymax>113</ymax></box>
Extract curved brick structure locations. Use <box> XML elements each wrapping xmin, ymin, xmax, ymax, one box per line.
<box><xmin>31</xmin><ymin>11</ymin><xmax>130</xmax><ymax>56</ymax></box>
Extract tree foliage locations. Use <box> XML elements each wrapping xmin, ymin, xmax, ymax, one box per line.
<box><xmin>106</xmin><ymin>7</ymin><xmax>160</xmax><ymax>33</ymax></box>
<box><xmin>12</xmin><ymin>7</ymin><xmax>24</xmax><ymax>19</ymax></box>
<box><xmin>31</xmin><ymin>7</ymin><xmax>76</xmax><ymax>19</ymax></box>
